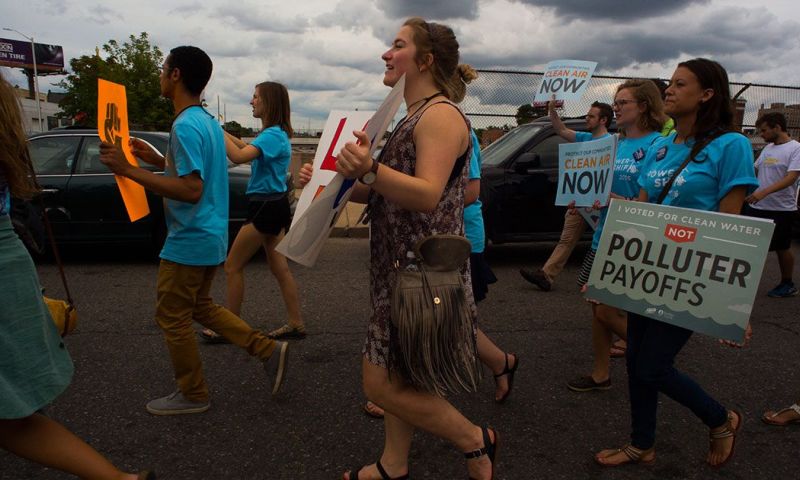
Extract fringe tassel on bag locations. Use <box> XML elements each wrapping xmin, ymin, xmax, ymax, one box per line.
<box><xmin>390</xmin><ymin>235</ymin><xmax>481</xmax><ymax>396</ymax></box>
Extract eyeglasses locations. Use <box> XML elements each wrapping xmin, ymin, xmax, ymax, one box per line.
<box><xmin>612</xmin><ymin>99</ymin><xmax>638</xmax><ymax>109</ymax></box>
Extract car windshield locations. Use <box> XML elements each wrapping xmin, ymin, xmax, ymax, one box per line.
<box><xmin>481</xmin><ymin>124</ymin><xmax>542</xmax><ymax>166</ymax></box>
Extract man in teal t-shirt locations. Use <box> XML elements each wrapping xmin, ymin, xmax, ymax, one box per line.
<box><xmin>100</xmin><ymin>46</ymin><xmax>288</xmax><ymax>416</ymax></box>
<box><xmin>520</xmin><ymin>99</ymin><xmax>613</xmax><ymax>291</ymax></box>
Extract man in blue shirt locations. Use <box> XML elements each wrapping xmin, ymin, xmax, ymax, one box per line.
<box><xmin>100</xmin><ymin>46</ymin><xmax>288</xmax><ymax>415</ymax></box>
<box><xmin>520</xmin><ymin>99</ymin><xmax>612</xmax><ymax>291</ymax></box>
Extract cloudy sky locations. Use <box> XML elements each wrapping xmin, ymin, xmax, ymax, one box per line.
<box><xmin>2</xmin><ymin>0</ymin><xmax>799</xmax><ymax>131</ymax></box>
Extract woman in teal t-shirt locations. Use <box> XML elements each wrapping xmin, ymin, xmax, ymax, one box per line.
<box><xmin>200</xmin><ymin>81</ymin><xmax>305</xmax><ymax>343</ymax></box>
<box><xmin>595</xmin><ymin>59</ymin><xmax>758</xmax><ymax>469</ymax></box>
<box><xmin>568</xmin><ymin>79</ymin><xmax>664</xmax><ymax>394</ymax></box>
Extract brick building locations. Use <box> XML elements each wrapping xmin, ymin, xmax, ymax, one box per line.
<box><xmin>757</xmin><ymin>102</ymin><xmax>800</xmax><ymax>138</ymax></box>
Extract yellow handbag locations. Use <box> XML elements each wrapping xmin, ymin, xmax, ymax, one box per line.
<box><xmin>43</xmin><ymin>296</ymin><xmax>77</xmax><ymax>337</ymax></box>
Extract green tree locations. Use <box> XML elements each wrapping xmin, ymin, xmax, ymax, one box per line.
<box><xmin>224</xmin><ymin>120</ymin><xmax>244</xmax><ymax>138</ymax></box>
<box><xmin>515</xmin><ymin>103</ymin><xmax>548</xmax><ymax>126</ymax></box>
<box><xmin>57</xmin><ymin>33</ymin><xmax>172</xmax><ymax>131</ymax></box>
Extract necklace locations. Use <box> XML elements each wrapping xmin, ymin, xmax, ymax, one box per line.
<box><xmin>405</xmin><ymin>90</ymin><xmax>443</xmax><ymax>115</ymax></box>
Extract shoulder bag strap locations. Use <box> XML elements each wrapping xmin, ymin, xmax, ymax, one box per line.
<box><xmin>655</xmin><ymin>130</ymin><xmax>726</xmax><ymax>205</ymax></box>
<box><xmin>24</xmin><ymin>152</ymin><xmax>74</xmax><ymax>307</ymax></box>
<box><xmin>655</xmin><ymin>155</ymin><xmax>693</xmax><ymax>205</ymax></box>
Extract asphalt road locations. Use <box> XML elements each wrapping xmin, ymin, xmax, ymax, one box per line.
<box><xmin>2</xmin><ymin>239</ymin><xmax>799</xmax><ymax>479</ymax></box>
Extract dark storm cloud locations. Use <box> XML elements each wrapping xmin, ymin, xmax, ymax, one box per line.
<box><xmin>465</xmin><ymin>6</ymin><xmax>799</xmax><ymax>74</ymax></box>
<box><xmin>375</xmin><ymin>0</ymin><xmax>479</xmax><ymax>20</ymax></box>
<box><xmin>515</xmin><ymin>0</ymin><xmax>708</xmax><ymax>21</ymax></box>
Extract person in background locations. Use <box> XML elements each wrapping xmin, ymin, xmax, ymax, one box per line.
<box><xmin>0</xmin><ymin>74</ymin><xmax>154</xmax><ymax>480</ymax></box>
<box><xmin>464</xmin><ymin>129</ymin><xmax>518</xmax><ymax>404</ymax></box>
<box><xmin>743</xmin><ymin>112</ymin><xmax>800</xmax><ymax>298</ymax></box>
<box><xmin>199</xmin><ymin>81</ymin><xmax>305</xmax><ymax>344</ymax></box>
<box><xmin>519</xmin><ymin>99</ymin><xmax>613</xmax><ymax>292</ymax></box>
<box><xmin>567</xmin><ymin>79</ymin><xmax>664</xmax><ymax>393</ymax></box>
<box><xmin>595</xmin><ymin>58</ymin><xmax>757</xmax><ymax>468</ymax></box>
<box><xmin>650</xmin><ymin>78</ymin><xmax>676</xmax><ymax>136</ymax></box>
<box><xmin>598</xmin><ymin>78</ymin><xmax>676</xmax><ymax>359</ymax></box>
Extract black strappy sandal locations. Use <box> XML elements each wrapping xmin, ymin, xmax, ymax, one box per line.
<box><xmin>465</xmin><ymin>426</ymin><xmax>498</xmax><ymax>480</ymax></box>
<box><xmin>494</xmin><ymin>353</ymin><xmax>519</xmax><ymax>404</ymax></box>
<box><xmin>344</xmin><ymin>460</ymin><xmax>409</xmax><ymax>480</ymax></box>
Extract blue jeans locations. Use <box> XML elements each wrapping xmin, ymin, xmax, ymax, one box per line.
<box><xmin>626</xmin><ymin>313</ymin><xmax>728</xmax><ymax>449</ymax></box>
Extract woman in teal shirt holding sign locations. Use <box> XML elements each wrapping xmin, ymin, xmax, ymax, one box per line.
<box><xmin>594</xmin><ymin>59</ymin><xmax>758</xmax><ymax>468</ymax></box>
<box><xmin>200</xmin><ymin>81</ymin><xmax>305</xmax><ymax>343</ymax></box>
<box><xmin>568</xmin><ymin>79</ymin><xmax>664</xmax><ymax>393</ymax></box>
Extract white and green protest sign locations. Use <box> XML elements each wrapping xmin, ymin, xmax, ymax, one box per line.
<box><xmin>555</xmin><ymin>135</ymin><xmax>617</xmax><ymax>207</ymax></box>
<box><xmin>534</xmin><ymin>59</ymin><xmax>597</xmax><ymax>102</ymax></box>
<box><xmin>585</xmin><ymin>200</ymin><xmax>774</xmax><ymax>342</ymax></box>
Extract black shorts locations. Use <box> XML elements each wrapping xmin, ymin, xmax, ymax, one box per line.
<box><xmin>246</xmin><ymin>193</ymin><xmax>291</xmax><ymax>235</ymax></box>
<box><xmin>743</xmin><ymin>205</ymin><xmax>795</xmax><ymax>251</ymax></box>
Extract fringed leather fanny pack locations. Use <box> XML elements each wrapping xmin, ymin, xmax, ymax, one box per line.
<box><xmin>390</xmin><ymin>234</ymin><xmax>481</xmax><ymax>396</ymax></box>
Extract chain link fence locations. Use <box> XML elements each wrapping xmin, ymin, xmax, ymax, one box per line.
<box><xmin>463</xmin><ymin>69</ymin><xmax>800</xmax><ymax>138</ymax></box>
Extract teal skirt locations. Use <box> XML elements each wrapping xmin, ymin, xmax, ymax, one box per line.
<box><xmin>0</xmin><ymin>215</ymin><xmax>73</xmax><ymax>418</ymax></box>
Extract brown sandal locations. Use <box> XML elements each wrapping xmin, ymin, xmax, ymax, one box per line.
<box><xmin>363</xmin><ymin>401</ymin><xmax>385</xmax><ymax>419</ymax></box>
<box><xmin>708</xmin><ymin>409</ymin><xmax>742</xmax><ymax>469</ymax></box>
<box><xmin>594</xmin><ymin>444</ymin><xmax>655</xmax><ymax>467</ymax></box>
<box><xmin>609</xmin><ymin>340</ymin><xmax>626</xmax><ymax>358</ymax></box>
<box><xmin>762</xmin><ymin>404</ymin><xmax>800</xmax><ymax>426</ymax></box>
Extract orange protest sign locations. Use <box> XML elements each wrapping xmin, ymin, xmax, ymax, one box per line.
<box><xmin>97</xmin><ymin>78</ymin><xmax>150</xmax><ymax>222</ymax></box>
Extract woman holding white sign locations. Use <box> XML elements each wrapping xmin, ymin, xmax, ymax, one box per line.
<box><xmin>199</xmin><ymin>81</ymin><xmax>305</xmax><ymax>343</ymax></box>
<box><xmin>567</xmin><ymin>79</ymin><xmax>665</xmax><ymax>393</ymax></box>
<box><xmin>327</xmin><ymin>17</ymin><xmax>495</xmax><ymax>480</ymax></box>
<box><xmin>594</xmin><ymin>59</ymin><xmax>758</xmax><ymax>468</ymax></box>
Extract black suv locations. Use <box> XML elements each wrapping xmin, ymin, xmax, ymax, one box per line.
<box><xmin>480</xmin><ymin>117</ymin><xmax>616</xmax><ymax>244</ymax></box>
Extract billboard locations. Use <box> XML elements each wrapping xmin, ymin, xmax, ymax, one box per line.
<box><xmin>0</xmin><ymin>38</ymin><xmax>65</xmax><ymax>72</ymax></box>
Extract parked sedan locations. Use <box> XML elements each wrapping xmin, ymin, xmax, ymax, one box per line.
<box><xmin>480</xmin><ymin>117</ymin><xmax>616</xmax><ymax>244</ymax></box>
<box><xmin>27</xmin><ymin>129</ymin><xmax>254</xmax><ymax>253</ymax></box>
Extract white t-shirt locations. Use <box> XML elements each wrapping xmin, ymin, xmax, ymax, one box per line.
<box><xmin>752</xmin><ymin>139</ymin><xmax>800</xmax><ymax>211</ymax></box>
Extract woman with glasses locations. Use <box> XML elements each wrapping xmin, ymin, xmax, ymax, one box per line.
<box><xmin>567</xmin><ymin>79</ymin><xmax>665</xmax><ymax>393</ymax></box>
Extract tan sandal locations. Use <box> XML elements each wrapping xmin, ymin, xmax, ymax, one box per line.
<box><xmin>708</xmin><ymin>409</ymin><xmax>742</xmax><ymax>468</ymax></box>
<box><xmin>363</xmin><ymin>401</ymin><xmax>385</xmax><ymax>419</ymax></box>
<box><xmin>762</xmin><ymin>404</ymin><xmax>800</xmax><ymax>426</ymax></box>
<box><xmin>594</xmin><ymin>444</ymin><xmax>655</xmax><ymax>467</ymax></box>
<box><xmin>267</xmin><ymin>323</ymin><xmax>306</xmax><ymax>339</ymax></box>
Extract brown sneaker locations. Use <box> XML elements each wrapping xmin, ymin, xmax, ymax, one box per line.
<box><xmin>520</xmin><ymin>268</ymin><xmax>552</xmax><ymax>291</ymax></box>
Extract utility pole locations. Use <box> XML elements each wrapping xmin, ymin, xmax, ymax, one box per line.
<box><xmin>4</xmin><ymin>28</ymin><xmax>43</xmax><ymax>131</ymax></box>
